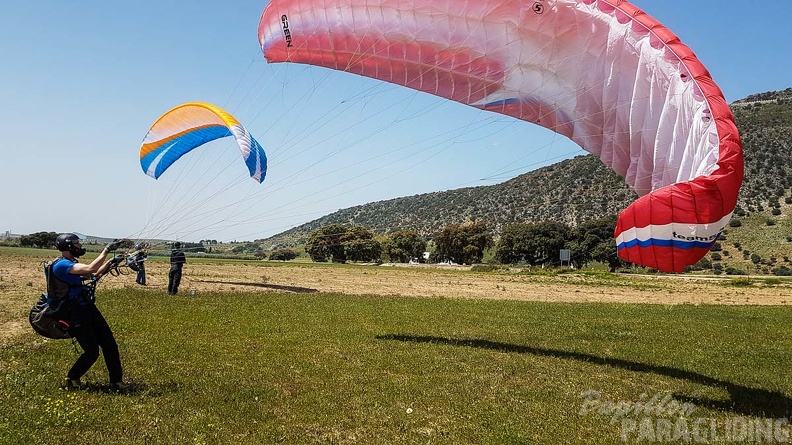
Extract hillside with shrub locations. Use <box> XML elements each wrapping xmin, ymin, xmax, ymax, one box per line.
<box><xmin>255</xmin><ymin>89</ymin><xmax>792</xmax><ymax>273</ymax></box>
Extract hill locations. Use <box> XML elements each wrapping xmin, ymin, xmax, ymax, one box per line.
<box><xmin>258</xmin><ymin>154</ymin><xmax>637</xmax><ymax>250</ymax></box>
<box><xmin>259</xmin><ymin>89</ymin><xmax>792</xmax><ymax>256</ymax></box>
<box><xmin>705</xmin><ymin>89</ymin><xmax>792</xmax><ymax>274</ymax></box>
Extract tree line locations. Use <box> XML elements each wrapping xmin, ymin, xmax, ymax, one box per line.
<box><xmin>298</xmin><ymin>216</ymin><xmax>623</xmax><ymax>270</ymax></box>
<box><xmin>15</xmin><ymin>218</ymin><xmax>625</xmax><ymax>271</ymax></box>
<box><xmin>16</xmin><ymin>232</ymin><xmax>205</xmax><ymax>254</ymax></box>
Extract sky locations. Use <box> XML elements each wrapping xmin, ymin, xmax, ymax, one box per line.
<box><xmin>1</xmin><ymin>1</ymin><xmax>790</xmax><ymax>243</ymax></box>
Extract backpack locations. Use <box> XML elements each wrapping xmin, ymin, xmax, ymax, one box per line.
<box><xmin>28</xmin><ymin>259</ymin><xmax>77</xmax><ymax>339</ymax></box>
<box><xmin>29</xmin><ymin>294</ymin><xmax>72</xmax><ymax>339</ymax></box>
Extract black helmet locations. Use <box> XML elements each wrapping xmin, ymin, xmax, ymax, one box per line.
<box><xmin>56</xmin><ymin>233</ymin><xmax>87</xmax><ymax>257</ymax></box>
<box><xmin>173</xmin><ymin>242</ymin><xmax>182</xmax><ymax>249</ymax></box>
<box><xmin>135</xmin><ymin>243</ymin><xmax>144</xmax><ymax>250</ymax></box>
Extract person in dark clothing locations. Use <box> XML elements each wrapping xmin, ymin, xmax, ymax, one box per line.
<box><xmin>51</xmin><ymin>233</ymin><xmax>128</xmax><ymax>391</ymax></box>
<box><xmin>130</xmin><ymin>243</ymin><xmax>147</xmax><ymax>285</ymax></box>
<box><xmin>168</xmin><ymin>242</ymin><xmax>186</xmax><ymax>295</ymax></box>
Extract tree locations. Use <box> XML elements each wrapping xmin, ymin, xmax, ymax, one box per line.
<box><xmin>495</xmin><ymin>221</ymin><xmax>571</xmax><ymax>265</ymax></box>
<box><xmin>589</xmin><ymin>240</ymin><xmax>624</xmax><ymax>272</ymax></box>
<box><xmin>269</xmin><ymin>249</ymin><xmax>298</xmax><ymax>261</ymax></box>
<box><xmin>345</xmin><ymin>238</ymin><xmax>382</xmax><ymax>262</ymax></box>
<box><xmin>342</xmin><ymin>225</ymin><xmax>381</xmax><ymax>262</ymax></box>
<box><xmin>433</xmin><ymin>222</ymin><xmax>492</xmax><ymax>265</ymax></box>
<box><xmin>304</xmin><ymin>224</ymin><xmax>381</xmax><ymax>263</ymax></box>
<box><xmin>494</xmin><ymin>223</ymin><xmax>531</xmax><ymax>264</ymax></box>
<box><xmin>20</xmin><ymin>231</ymin><xmax>58</xmax><ymax>249</ymax></box>
<box><xmin>305</xmin><ymin>224</ymin><xmax>348</xmax><ymax>262</ymax></box>
<box><xmin>382</xmin><ymin>230</ymin><xmax>427</xmax><ymax>263</ymax></box>
<box><xmin>566</xmin><ymin>214</ymin><xmax>624</xmax><ymax>271</ymax></box>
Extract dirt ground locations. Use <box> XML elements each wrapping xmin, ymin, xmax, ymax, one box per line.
<box><xmin>2</xmin><ymin>255</ymin><xmax>791</xmax><ymax>344</ymax></box>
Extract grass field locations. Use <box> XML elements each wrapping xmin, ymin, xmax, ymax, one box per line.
<box><xmin>2</xmin><ymin>288</ymin><xmax>791</xmax><ymax>444</ymax></box>
<box><xmin>1</xmin><ymin>247</ymin><xmax>791</xmax><ymax>443</ymax></box>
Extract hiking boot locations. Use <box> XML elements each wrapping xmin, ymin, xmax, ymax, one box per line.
<box><xmin>61</xmin><ymin>378</ymin><xmax>85</xmax><ymax>390</ymax></box>
<box><xmin>109</xmin><ymin>382</ymin><xmax>130</xmax><ymax>393</ymax></box>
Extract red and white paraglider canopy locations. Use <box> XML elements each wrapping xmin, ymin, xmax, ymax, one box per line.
<box><xmin>258</xmin><ymin>0</ymin><xmax>743</xmax><ymax>273</ymax></box>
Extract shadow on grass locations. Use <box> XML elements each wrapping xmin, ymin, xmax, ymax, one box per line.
<box><xmin>194</xmin><ymin>280</ymin><xmax>318</xmax><ymax>293</ymax></box>
<box><xmin>82</xmin><ymin>382</ymin><xmax>146</xmax><ymax>396</ymax></box>
<box><xmin>81</xmin><ymin>380</ymin><xmax>181</xmax><ymax>397</ymax></box>
<box><xmin>376</xmin><ymin>334</ymin><xmax>792</xmax><ymax>418</ymax></box>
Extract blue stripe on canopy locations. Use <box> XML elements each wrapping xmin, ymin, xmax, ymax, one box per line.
<box><xmin>141</xmin><ymin>126</ymin><xmax>232</xmax><ymax>179</ymax></box>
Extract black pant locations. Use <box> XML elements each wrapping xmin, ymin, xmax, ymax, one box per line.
<box><xmin>68</xmin><ymin>304</ymin><xmax>123</xmax><ymax>384</ymax></box>
<box><xmin>168</xmin><ymin>267</ymin><xmax>182</xmax><ymax>294</ymax></box>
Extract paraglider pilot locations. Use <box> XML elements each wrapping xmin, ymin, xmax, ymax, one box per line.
<box><xmin>127</xmin><ymin>243</ymin><xmax>147</xmax><ymax>285</ymax></box>
<box><xmin>168</xmin><ymin>242</ymin><xmax>186</xmax><ymax>295</ymax></box>
<box><xmin>52</xmin><ymin>233</ymin><xmax>129</xmax><ymax>391</ymax></box>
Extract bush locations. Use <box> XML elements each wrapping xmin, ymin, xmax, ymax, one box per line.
<box><xmin>727</xmin><ymin>277</ymin><xmax>752</xmax><ymax>286</ymax></box>
<box><xmin>692</xmin><ymin>257</ymin><xmax>712</xmax><ymax>270</ymax></box>
<box><xmin>725</xmin><ymin>267</ymin><xmax>747</xmax><ymax>276</ymax></box>
<box><xmin>772</xmin><ymin>208</ymin><xmax>782</xmax><ymax>216</ymax></box>
<box><xmin>470</xmin><ymin>265</ymin><xmax>505</xmax><ymax>272</ymax></box>
<box><xmin>710</xmin><ymin>253</ymin><xmax>722</xmax><ymax>261</ymax></box>
<box><xmin>269</xmin><ymin>249</ymin><xmax>298</xmax><ymax>261</ymax></box>
<box><xmin>766</xmin><ymin>219</ymin><xmax>776</xmax><ymax>226</ymax></box>
<box><xmin>729</xmin><ymin>219</ymin><xmax>742</xmax><ymax>227</ymax></box>
<box><xmin>771</xmin><ymin>266</ymin><xmax>792</xmax><ymax>276</ymax></box>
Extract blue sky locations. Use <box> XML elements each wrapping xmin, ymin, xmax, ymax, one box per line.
<box><xmin>2</xmin><ymin>1</ymin><xmax>790</xmax><ymax>243</ymax></box>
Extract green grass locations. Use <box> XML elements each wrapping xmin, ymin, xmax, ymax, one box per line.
<box><xmin>2</xmin><ymin>290</ymin><xmax>791</xmax><ymax>444</ymax></box>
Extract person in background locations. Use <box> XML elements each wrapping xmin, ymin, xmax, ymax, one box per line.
<box><xmin>132</xmin><ymin>243</ymin><xmax>147</xmax><ymax>285</ymax></box>
<box><xmin>51</xmin><ymin>233</ymin><xmax>129</xmax><ymax>392</ymax></box>
<box><xmin>168</xmin><ymin>242</ymin><xmax>186</xmax><ymax>295</ymax></box>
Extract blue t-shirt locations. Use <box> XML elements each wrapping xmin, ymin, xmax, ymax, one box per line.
<box><xmin>51</xmin><ymin>258</ymin><xmax>85</xmax><ymax>298</ymax></box>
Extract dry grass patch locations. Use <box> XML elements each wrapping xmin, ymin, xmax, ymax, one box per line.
<box><xmin>2</xmin><ymin>247</ymin><xmax>791</xmax><ymax>344</ymax></box>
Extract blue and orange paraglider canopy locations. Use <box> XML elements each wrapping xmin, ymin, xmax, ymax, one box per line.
<box><xmin>140</xmin><ymin>102</ymin><xmax>267</xmax><ymax>183</ymax></box>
